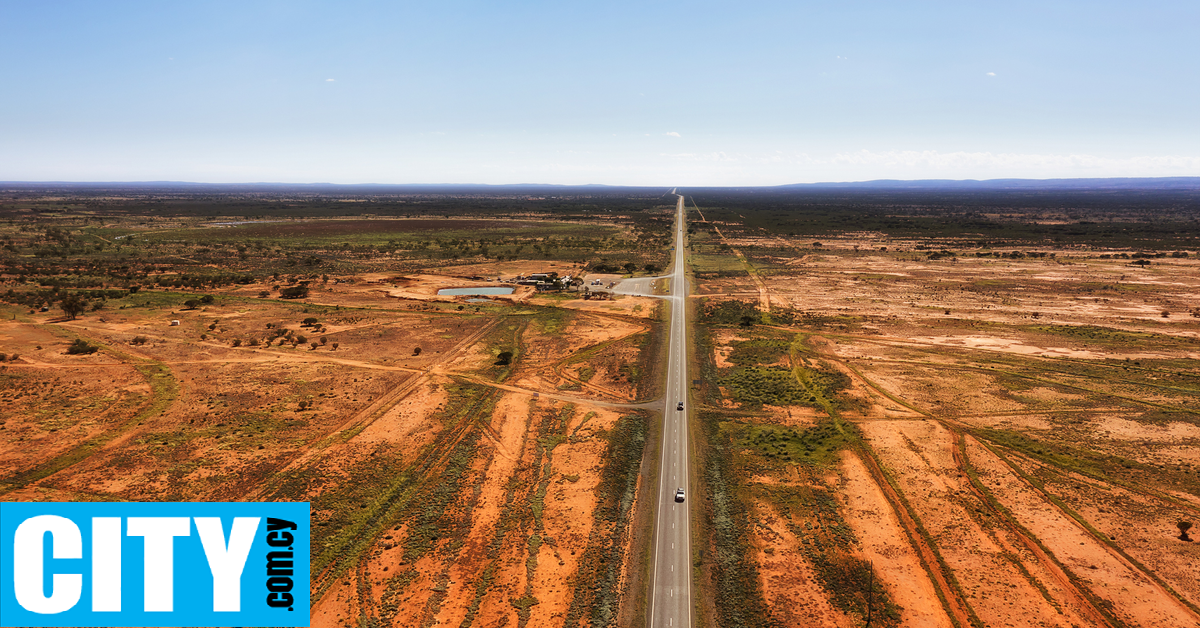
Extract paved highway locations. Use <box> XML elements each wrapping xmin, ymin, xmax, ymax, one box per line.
<box><xmin>630</xmin><ymin>192</ymin><xmax>692</xmax><ymax>628</ymax></box>
<box><xmin>610</xmin><ymin>192</ymin><xmax>692</xmax><ymax>627</ymax></box>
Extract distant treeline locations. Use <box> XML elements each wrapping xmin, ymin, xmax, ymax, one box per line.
<box><xmin>688</xmin><ymin>188</ymin><xmax>1200</xmax><ymax>249</ymax></box>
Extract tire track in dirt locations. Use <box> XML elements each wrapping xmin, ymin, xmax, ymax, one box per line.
<box><xmin>696</xmin><ymin>199</ymin><xmax>774</xmax><ymax>312</ymax></box>
<box><xmin>815</xmin><ymin>329</ymin><xmax>1200</xmax><ymax>516</ymax></box>
<box><xmin>309</xmin><ymin>385</ymin><xmax>499</xmax><ymax>600</ymax></box>
<box><xmin>976</xmin><ymin>439</ymin><xmax>1200</xmax><ymax>624</ymax></box>
<box><xmin>545</xmin><ymin>313</ymin><xmax>652</xmax><ymax>402</ymax></box>
<box><xmin>0</xmin><ymin>326</ymin><xmax>179</xmax><ymax>496</ymax></box>
<box><xmin>853</xmin><ymin>443</ymin><xmax>976</xmax><ymax>628</ymax></box>
<box><xmin>818</xmin><ymin>332</ymin><xmax>1200</xmax><ymax>411</ymax></box>
<box><xmin>246</xmin><ymin>318</ymin><xmax>501</xmax><ymax>500</ymax></box>
<box><xmin>816</xmin><ymin>332</ymin><xmax>1127</xmax><ymax>626</ymax></box>
<box><xmin>770</xmin><ymin>331</ymin><xmax>976</xmax><ymax>626</ymax></box>
<box><xmin>817</xmin><ymin>327</ymin><xmax>1200</xmax><ymax>626</ymax></box>
<box><xmin>951</xmin><ymin>431</ymin><xmax>1119</xmax><ymax>627</ymax></box>
<box><xmin>447</xmin><ymin>373</ymin><xmax>660</xmax><ymax>410</ymax></box>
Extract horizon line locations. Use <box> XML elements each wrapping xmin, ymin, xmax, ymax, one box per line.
<box><xmin>3</xmin><ymin>175</ymin><xmax>1200</xmax><ymax>190</ymax></box>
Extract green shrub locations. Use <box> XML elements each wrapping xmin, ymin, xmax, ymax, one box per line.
<box><xmin>66</xmin><ymin>339</ymin><xmax>98</xmax><ymax>355</ymax></box>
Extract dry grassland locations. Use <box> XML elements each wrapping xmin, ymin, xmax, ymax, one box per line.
<box><xmin>0</xmin><ymin>269</ymin><xmax>662</xmax><ymax>628</ymax></box>
<box><xmin>694</xmin><ymin>234</ymin><xmax>1200</xmax><ymax>628</ymax></box>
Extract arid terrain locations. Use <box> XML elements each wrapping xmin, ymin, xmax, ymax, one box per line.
<box><xmin>0</xmin><ymin>187</ymin><xmax>671</xmax><ymax>628</ymax></box>
<box><xmin>3</xmin><ymin>184</ymin><xmax>1200</xmax><ymax>627</ymax></box>
<box><xmin>688</xmin><ymin>187</ymin><xmax>1200</xmax><ymax>628</ymax></box>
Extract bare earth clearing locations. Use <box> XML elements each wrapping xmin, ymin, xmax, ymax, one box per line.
<box><xmin>5</xmin><ymin>190</ymin><xmax>1200</xmax><ymax>628</ymax></box>
<box><xmin>0</xmin><ymin>267</ymin><xmax>660</xmax><ymax>628</ymax></box>
<box><xmin>693</xmin><ymin>228</ymin><xmax>1200</xmax><ymax>628</ymax></box>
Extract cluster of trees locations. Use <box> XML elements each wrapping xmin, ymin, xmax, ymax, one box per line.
<box><xmin>1</xmin><ymin>287</ymin><xmax>131</xmax><ymax>318</ymax></box>
<box><xmin>258</xmin><ymin>321</ymin><xmax>337</xmax><ymax>350</ymax></box>
<box><xmin>586</xmin><ymin>261</ymin><xmax>662</xmax><ymax>274</ymax></box>
<box><xmin>154</xmin><ymin>273</ymin><xmax>255</xmax><ymax>289</ymax></box>
<box><xmin>278</xmin><ymin>285</ymin><xmax>309</xmax><ymax>299</ymax></box>
<box><xmin>183</xmin><ymin>295</ymin><xmax>215</xmax><ymax>309</ymax></box>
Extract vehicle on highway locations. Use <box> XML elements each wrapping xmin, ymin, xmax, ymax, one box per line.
<box><xmin>677</xmin><ymin>401</ymin><xmax>684</xmax><ymax>411</ymax></box>
<box><xmin>674</xmin><ymin>488</ymin><xmax>685</xmax><ymax>502</ymax></box>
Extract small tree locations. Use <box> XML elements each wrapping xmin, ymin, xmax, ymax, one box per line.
<box><xmin>495</xmin><ymin>351</ymin><xmax>513</xmax><ymax>366</ymax></box>
<box><xmin>412</xmin><ymin>346</ymin><xmax>421</xmax><ymax>356</ymax></box>
<box><xmin>59</xmin><ymin>293</ymin><xmax>87</xmax><ymax>320</ymax></box>
<box><xmin>184</xmin><ymin>299</ymin><xmax>200</xmax><ymax>310</ymax></box>
<box><xmin>310</xmin><ymin>342</ymin><xmax>319</xmax><ymax>350</ymax></box>
<box><xmin>1179</xmin><ymin>520</ymin><xmax>1193</xmax><ymax>541</ymax></box>
<box><xmin>331</xmin><ymin>342</ymin><xmax>339</xmax><ymax>350</ymax></box>
<box><xmin>199</xmin><ymin>295</ymin><xmax>215</xmax><ymax>304</ymax></box>
<box><xmin>302</xmin><ymin>317</ymin><xmax>318</xmax><ymax>327</ymax></box>
<box><xmin>319</xmin><ymin>336</ymin><xmax>327</xmax><ymax>345</ymax></box>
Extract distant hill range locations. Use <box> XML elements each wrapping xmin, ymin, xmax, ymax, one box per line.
<box><xmin>776</xmin><ymin>177</ymin><xmax>1200</xmax><ymax>190</ymax></box>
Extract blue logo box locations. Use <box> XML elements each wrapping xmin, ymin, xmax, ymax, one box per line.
<box><xmin>0</xmin><ymin>502</ymin><xmax>309</xmax><ymax>627</ymax></box>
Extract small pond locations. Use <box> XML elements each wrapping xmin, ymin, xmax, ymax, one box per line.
<box><xmin>437</xmin><ymin>286</ymin><xmax>515</xmax><ymax>296</ymax></box>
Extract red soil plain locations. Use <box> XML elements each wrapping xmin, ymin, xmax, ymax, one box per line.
<box><xmin>691</xmin><ymin>223</ymin><xmax>1200</xmax><ymax>628</ymax></box>
<box><xmin>0</xmin><ymin>263</ymin><xmax>665</xmax><ymax>627</ymax></box>
<box><xmin>2</xmin><ymin>198</ymin><xmax>1200</xmax><ymax>628</ymax></box>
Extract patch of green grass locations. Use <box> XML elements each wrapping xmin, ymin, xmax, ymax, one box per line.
<box><xmin>973</xmin><ymin>427</ymin><xmax>1145</xmax><ymax>483</ymax></box>
<box><xmin>734</xmin><ymin>421</ymin><xmax>854</xmax><ymax>467</ymax></box>
<box><xmin>695</xmin><ymin>411</ymin><xmax>776</xmax><ymax>628</ymax></box>
<box><xmin>534</xmin><ymin>307</ymin><xmax>572</xmax><ymax>335</ymax></box>
<box><xmin>1029</xmin><ymin>324</ymin><xmax>1165</xmax><ymax>346</ymax></box>
<box><xmin>722</xmin><ymin>360</ymin><xmax>851</xmax><ymax>411</ymax></box>
<box><xmin>689</xmin><ymin>253</ymin><xmax>747</xmax><ymax>273</ymax></box>
<box><xmin>727</xmin><ymin>337</ymin><xmax>790</xmax><ymax>367</ymax></box>
<box><xmin>722</xmin><ymin>366</ymin><xmax>810</xmax><ymax>407</ymax></box>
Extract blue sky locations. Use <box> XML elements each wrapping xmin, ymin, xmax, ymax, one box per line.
<box><xmin>2</xmin><ymin>1</ymin><xmax>1198</xmax><ymax>185</ymax></box>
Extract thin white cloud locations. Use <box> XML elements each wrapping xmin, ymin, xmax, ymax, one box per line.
<box><xmin>325</xmin><ymin>78</ymin><xmax>336</xmax><ymax>82</ymax></box>
<box><xmin>986</xmin><ymin>72</ymin><xmax>996</xmax><ymax>77</ymax></box>
<box><xmin>662</xmin><ymin>151</ymin><xmax>734</xmax><ymax>162</ymax></box>
<box><xmin>664</xmin><ymin>131</ymin><xmax>681</xmax><ymax>137</ymax></box>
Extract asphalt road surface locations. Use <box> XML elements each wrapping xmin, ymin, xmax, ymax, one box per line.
<box><xmin>646</xmin><ymin>193</ymin><xmax>692</xmax><ymax>628</ymax></box>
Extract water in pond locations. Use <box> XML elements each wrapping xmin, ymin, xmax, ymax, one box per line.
<box><xmin>437</xmin><ymin>286</ymin><xmax>515</xmax><ymax>296</ymax></box>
